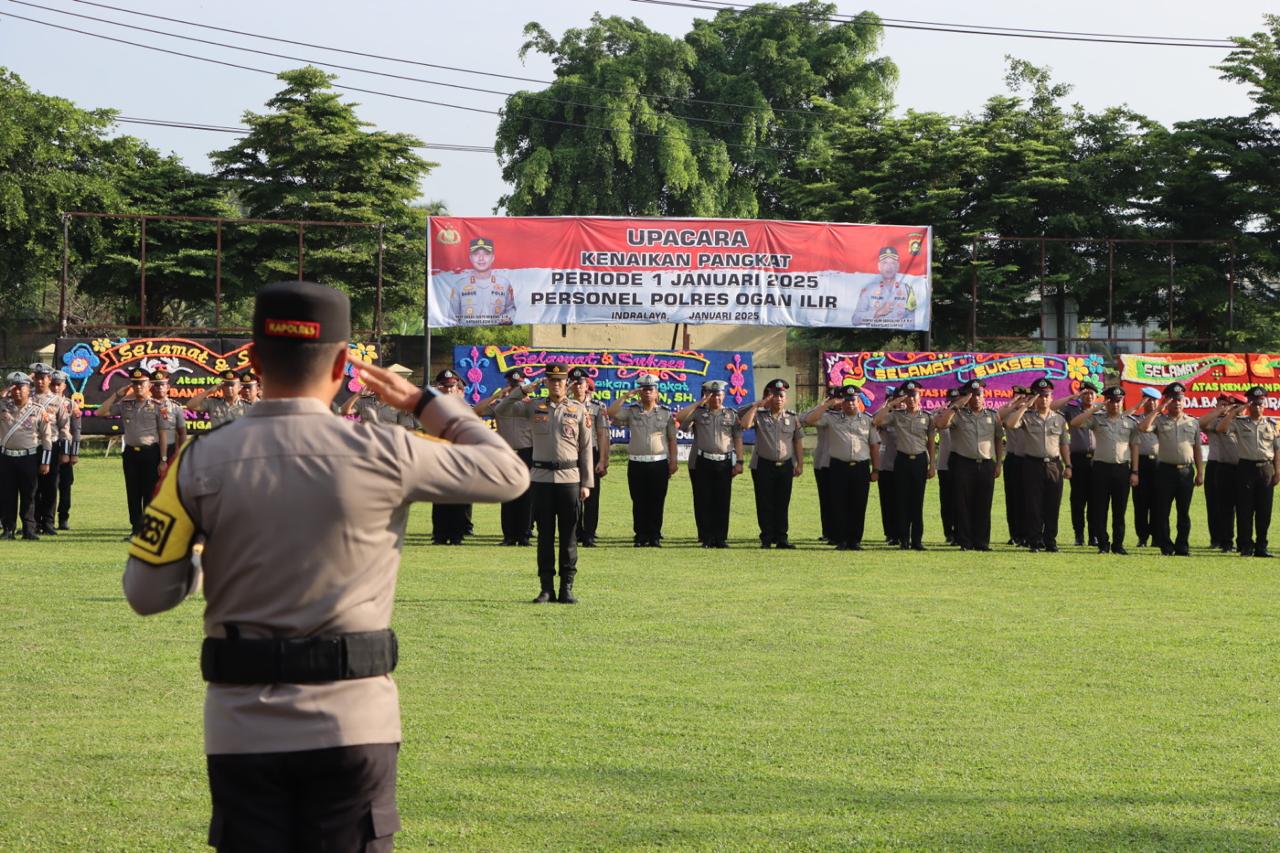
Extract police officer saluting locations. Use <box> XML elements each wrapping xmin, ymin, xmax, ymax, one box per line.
<box><xmin>150</xmin><ymin>369</ymin><xmax>188</xmax><ymax>462</ymax></box>
<box><xmin>934</xmin><ymin>379</ymin><xmax>1003</xmax><ymax>552</ymax></box>
<box><xmin>1069</xmin><ymin>386</ymin><xmax>1139</xmax><ymax>554</ymax></box>
<box><xmin>49</xmin><ymin>370</ymin><xmax>81</xmax><ymax>531</ymax></box>
<box><xmin>569</xmin><ymin>368</ymin><xmax>609</xmax><ymax>547</ymax></box>
<box><xmin>873</xmin><ymin>379</ymin><xmax>935</xmax><ymax>550</ymax></box>
<box><xmin>190</xmin><ymin>370</ymin><xmax>244</xmax><ymax>427</ymax></box>
<box><xmin>1053</xmin><ymin>380</ymin><xmax>1101</xmax><ymax>546</ymax></box>
<box><xmin>1130</xmin><ymin>389</ymin><xmax>1161</xmax><ymax>547</ymax></box>
<box><xmin>875</xmin><ymin>386</ymin><xmax>900</xmax><ymax>545</ymax></box>
<box><xmin>1217</xmin><ymin>386</ymin><xmax>1280</xmax><ymax>557</ymax></box>
<box><xmin>495</xmin><ymin>364</ymin><xmax>592</xmax><ymax>602</ymax></box>
<box><xmin>1200</xmin><ymin>393</ymin><xmax>1243</xmax><ymax>552</ymax></box>
<box><xmin>677</xmin><ymin>379</ymin><xmax>744</xmax><ymax>548</ymax></box>
<box><xmin>998</xmin><ymin>386</ymin><xmax>1032</xmax><ymax>546</ymax></box>
<box><xmin>1138</xmin><ymin>382</ymin><xmax>1202</xmax><ymax>556</ymax></box>
<box><xmin>1004</xmin><ymin>377</ymin><xmax>1070</xmax><ymax>552</ymax></box>
<box><xmin>805</xmin><ymin>385</ymin><xmax>879</xmax><ymax>550</ymax></box>
<box><xmin>474</xmin><ymin>368</ymin><xmax>536</xmax><ymax>546</ymax></box>
<box><xmin>1</xmin><ymin>372</ymin><xmax>53</xmax><ymax>540</ymax></box>
<box><xmin>607</xmin><ymin>374</ymin><xmax>677</xmax><ymax>547</ymax></box>
<box><xmin>29</xmin><ymin>362</ymin><xmax>69</xmax><ymax>536</ymax></box>
<box><xmin>806</xmin><ymin>386</ymin><xmax>841</xmax><ymax>543</ymax></box>
<box><xmin>935</xmin><ymin>386</ymin><xmax>959</xmax><ymax>545</ymax></box>
<box><xmin>740</xmin><ymin>378</ymin><xmax>804</xmax><ymax>548</ymax></box>
<box><xmin>99</xmin><ymin>367</ymin><xmax>169</xmax><ymax>540</ymax></box>
<box><xmin>123</xmin><ymin>280</ymin><xmax>528</xmax><ymax>851</ymax></box>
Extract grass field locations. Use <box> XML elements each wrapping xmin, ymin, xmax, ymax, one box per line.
<box><xmin>1</xmin><ymin>454</ymin><xmax>1278</xmax><ymax>851</ymax></box>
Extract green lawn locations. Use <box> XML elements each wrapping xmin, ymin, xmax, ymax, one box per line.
<box><xmin>1</xmin><ymin>455</ymin><xmax>1278</xmax><ymax>851</ymax></box>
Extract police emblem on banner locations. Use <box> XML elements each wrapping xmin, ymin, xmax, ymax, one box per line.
<box><xmin>437</xmin><ymin>227</ymin><xmax>461</xmax><ymax>245</ymax></box>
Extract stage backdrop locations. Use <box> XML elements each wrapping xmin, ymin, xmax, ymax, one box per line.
<box><xmin>455</xmin><ymin>344</ymin><xmax>755</xmax><ymax>445</ymax></box>
<box><xmin>428</xmin><ymin>216</ymin><xmax>931</xmax><ymax>330</ymax></box>
<box><xmin>822</xmin><ymin>351</ymin><xmax>1108</xmax><ymax>411</ymax></box>
<box><xmin>1118</xmin><ymin>352</ymin><xmax>1269</xmax><ymax>417</ymax></box>
<box><xmin>56</xmin><ymin>336</ymin><xmax>380</xmax><ymax>435</ymax></box>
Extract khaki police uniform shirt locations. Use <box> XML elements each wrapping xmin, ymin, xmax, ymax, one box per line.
<box><xmin>1</xmin><ymin>398</ymin><xmax>54</xmax><ymax>455</ymax></box>
<box><xmin>877</xmin><ymin>421</ymin><xmax>897</xmax><ymax>471</ymax></box>
<box><xmin>582</xmin><ymin>399</ymin><xmax>609</xmax><ymax>453</ymax></box>
<box><xmin>1061</xmin><ymin>401</ymin><xmax>1097</xmax><ymax>454</ymax></box>
<box><xmin>1085</xmin><ymin>413</ymin><xmax>1138</xmax><ymax>465</ymax></box>
<box><xmin>1229</xmin><ymin>415</ymin><xmax>1280</xmax><ymax>462</ymax></box>
<box><xmin>806</xmin><ymin>405</ymin><xmax>832</xmax><ymax>469</ymax></box>
<box><xmin>199</xmin><ymin>393</ymin><xmax>245</xmax><ymax>428</ymax></box>
<box><xmin>155</xmin><ymin>398</ymin><xmax>187</xmax><ymax>439</ymax></box>
<box><xmin>122</xmin><ymin>395</ymin><xmax>530</xmax><ymax>755</ymax></box>
<box><xmin>111</xmin><ymin>397</ymin><xmax>165</xmax><ymax>447</ymax></box>
<box><xmin>1135</xmin><ymin>423</ymin><xmax>1159</xmax><ymax>459</ymax></box>
<box><xmin>1016</xmin><ymin>410</ymin><xmax>1068</xmax><ymax>459</ymax></box>
<box><xmin>495</xmin><ymin>395</ymin><xmax>593</xmax><ymax>487</ymax></box>
<box><xmin>1004</xmin><ymin>416</ymin><xmax>1026</xmax><ymax>457</ymax></box>
<box><xmin>33</xmin><ymin>391</ymin><xmax>70</xmax><ymax>439</ymax></box>
<box><xmin>494</xmin><ymin>387</ymin><xmax>535</xmax><ymax>450</ymax></box>
<box><xmin>750</xmin><ymin>407</ymin><xmax>801</xmax><ymax>468</ymax></box>
<box><xmin>687</xmin><ymin>406</ymin><xmax>741</xmax><ymax>470</ymax></box>
<box><xmin>949</xmin><ymin>408</ymin><xmax>1003</xmax><ymax>461</ymax></box>
<box><xmin>886</xmin><ymin>409</ymin><xmax>934</xmax><ymax>456</ymax></box>
<box><xmin>612</xmin><ymin>404</ymin><xmax>676</xmax><ymax>458</ymax></box>
<box><xmin>1206</xmin><ymin>427</ymin><xmax>1239</xmax><ymax>464</ymax></box>
<box><xmin>1153</xmin><ymin>413</ymin><xmax>1199</xmax><ymax>465</ymax></box>
<box><xmin>817</xmin><ymin>410</ymin><xmax>878</xmax><ymax>463</ymax></box>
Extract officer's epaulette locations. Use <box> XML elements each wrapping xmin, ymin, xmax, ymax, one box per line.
<box><xmin>536</xmin><ymin>402</ymin><xmax>549</xmax><ymax>411</ymax></box>
<box><xmin>786</xmin><ymin>409</ymin><xmax>798</xmax><ymax>416</ymax></box>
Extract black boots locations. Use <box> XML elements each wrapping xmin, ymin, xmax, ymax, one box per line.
<box><xmin>558</xmin><ymin>580</ymin><xmax>577</xmax><ymax>604</ymax></box>
<box><xmin>532</xmin><ymin>578</ymin><xmax>555</xmax><ymax>604</ymax></box>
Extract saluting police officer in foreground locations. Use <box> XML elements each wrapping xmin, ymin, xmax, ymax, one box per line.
<box><xmin>607</xmin><ymin>374</ymin><xmax>677</xmax><ymax>547</ymax></box>
<box><xmin>873</xmin><ymin>379</ymin><xmax>935</xmax><ymax>550</ymax></box>
<box><xmin>1138</xmin><ymin>382</ymin><xmax>1203</xmax><ymax>556</ymax></box>
<box><xmin>123</xmin><ymin>281</ymin><xmax>528</xmax><ymax>852</ymax></box>
<box><xmin>677</xmin><ymin>379</ymin><xmax>744</xmax><ymax>548</ymax></box>
<box><xmin>495</xmin><ymin>364</ymin><xmax>592</xmax><ymax>602</ymax></box>
<box><xmin>1069</xmin><ymin>386</ymin><xmax>1140</xmax><ymax>554</ymax></box>
<box><xmin>934</xmin><ymin>379</ymin><xmax>1003</xmax><ymax>551</ymax></box>
<box><xmin>740</xmin><ymin>378</ymin><xmax>804</xmax><ymax>548</ymax></box>
<box><xmin>1</xmin><ymin>372</ymin><xmax>53</xmax><ymax>540</ymax></box>
<box><xmin>1004</xmin><ymin>377</ymin><xmax>1071</xmax><ymax>552</ymax></box>
<box><xmin>1217</xmin><ymin>386</ymin><xmax>1280</xmax><ymax>557</ymax></box>
<box><xmin>805</xmin><ymin>385</ymin><xmax>879</xmax><ymax>550</ymax></box>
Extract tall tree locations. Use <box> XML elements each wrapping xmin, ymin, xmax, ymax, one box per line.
<box><xmin>496</xmin><ymin>2</ymin><xmax>894</xmax><ymax>217</ymax></box>
<box><xmin>211</xmin><ymin>66</ymin><xmax>433</xmax><ymax>328</ymax></box>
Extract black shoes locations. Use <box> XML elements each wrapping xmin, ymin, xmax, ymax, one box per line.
<box><xmin>38</xmin><ymin>525</ymin><xmax>57</xmax><ymax>536</ymax></box>
<box><xmin>57</xmin><ymin>520</ymin><xmax>69</xmax><ymax>531</ymax></box>
<box><xmin>0</xmin><ymin>530</ymin><xmax>13</xmax><ymax>541</ymax></box>
<box><xmin>1075</xmin><ymin>535</ymin><xmax>1085</xmax><ymax>547</ymax></box>
<box><xmin>911</xmin><ymin>543</ymin><xmax>926</xmax><ymax>551</ymax></box>
<box><xmin>21</xmin><ymin>531</ymin><xmax>39</xmax><ymax>541</ymax></box>
<box><xmin>1255</xmin><ymin>550</ymin><xmax>1274</xmax><ymax>558</ymax></box>
<box><xmin>775</xmin><ymin>540</ymin><xmax>796</xmax><ymax>549</ymax></box>
<box><xmin>1111</xmin><ymin>545</ymin><xmax>1128</xmax><ymax>555</ymax></box>
<box><xmin>1044</xmin><ymin>544</ymin><xmax>1059</xmax><ymax>553</ymax></box>
<box><xmin>1097</xmin><ymin>544</ymin><xmax>1109</xmax><ymax>554</ymax></box>
<box><xmin>558</xmin><ymin>582</ymin><xmax>577</xmax><ymax>604</ymax></box>
<box><xmin>532</xmin><ymin>586</ymin><xmax>555</xmax><ymax>604</ymax></box>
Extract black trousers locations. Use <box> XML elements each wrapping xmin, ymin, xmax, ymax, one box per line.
<box><xmin>1205</xmin><ymin>460</ymin><xmax>1236</xmax><ymax>548</ymax></box>
<box><xmin>0</xmin><ymin>453</ymin><xmax>40</xmax><ymax>533</ymax></box>
<box><xmin>1154</xmin><ymin>463</ymin><xmax>1195</xmax><ymax>553</ymax></box>
<box><xmin>894</xmin><ymin>452</ymin><xmax>928</xmax><ymax>548</ymax></box>
<box><xmin>877</xmin><ymin>468</ymin><xmax>898</xmax><ymax>542</ymax></box>
<box><xmin>1004</xmin><ymin>454</ymin><xmax>1024</xmax><ymax>543</ymax></box>
<box><xmin>828</xmin><ymin>459</ymin><xmax>871</xmax><ymax>547</ymax></box>
<box><xmin>56</xmin><ymin>453</ymin><xmax>75</xmax><ymax>524</ymax></box>
<box><xmin>1236</xmin><ymin>461</ymin><xmax>1275</xmax><ymax>554</ymax></box>
<box><xmin>532</xmin><ymin>481</ymin><xmax>579</xmax><ymax>581</ymax></box>
<box><xmin>752</xmin><ymin>458</ymin><xmax>794</xmax><ymax>544</ymax></box>
<box><xmin>937</xmin><ymin>467</ymin><xmax>956</xmax><ymax>542</ymax></box>
<box><xmin>1088</xmin><ymin>461</ymin><xmax>1131</xmax><ymax>549</ymax></box>
<box><xmin>122</xmin><ymin>444</ymin><xmax>161</xmax><ymax>534</ymax></box>
<box><xmin>815</xmin><ymin>466</ymin><xmax>834</xmax><ymax>540</ymax></box>
<box><xmin>950</xmin><ymin>454</ymin><xmax>996</xmax><ymax>550</ymax></box>
<box><xmin>691</xmin><ymin>457</ymin><xmax>733</xmax><ymax>545</ymax></box>
<box><xmin>35</xmin><ymin>443</ymin><xmax>62</xmax><ymax>528</ymax></box>
<box><xmin>576</xmin><ymin>447</ymin><xmax>602</xmax><ymax>543</ymax></box>
<box><xmin>431</xmin><ymin>503</ymin><xmax>469</xmax><ymax>543</ymax></box>
<box><xmin>1069</xmin><ymin>450</ymin><xmax>1093</xmax><ymax>540</ymax></box>
<box><xmin>206</xmin><ymin>742</ymin><xmax>399</xmax><ymax>853</ymax></box>
<box><xmin>627</xmin><ymin>459</ymin><xmax>669</xmax><ymax>543</ymax></box>
<box><xmin>501</xmin><ymin>447</ymin><xmax>534</xmax><ymax>542</ymax></box>
<box><xmin>1021</xmin><ymin>457</ymin><xmax>1063</xmax><ymax>548</ymax></box>
<box><xmin>1132</xmin><ymin>455</ymin><xmax>1158</xmax><ymax>543</ymax></box>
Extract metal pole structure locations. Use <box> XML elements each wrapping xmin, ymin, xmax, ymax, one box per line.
<box><xmin>214</xmin><ymin>219</ymin><xmax>223</xmax><ymax>331</ymax></box>
<box><xmin>969</xmin><ymin>240</ymin><xmax>978</xmax><ymax>349</ymax></box>
<box><xmin>423</xmin><ymin>216</ymin><xmax>432</xmax><ymax>383</ymax></box>
<box><xmin>1168</xmin><ymin>244</ymin><xmax>1175</xmax><ymax>343</ymax></box>
<box><xmin>1227</xmin><ymin>243</ymin><xmax>1236</xmax><ymax>346</ymax></box>
<box><xmin>670</xmin><ymin>324</ymin><xmax>680</xmax><ymax>350</ymax></box>
<box><xmin>297</xmin><ymin>222</ymin><xmax>304</xmax><ymax>281</ymax></box>
<box><xmin>59</xmin><ymin>214</ymin><xmax>69</xmax><ymax>337</ymax></box>
<box><xmin>1107</xmin><ymin>240</ymin><xmax>1115</xmax><ymax>349</ymax></box>
<box><xmin>1039</xmin><ymin>238</ymin><xmax>1047</xmax><ymax>350</ymax></box>
<box><xmin>139</xmin><ymin>216</ymin><xmax>148</xmax><ymax>329</ymax></box>
<box><xmin>373</xmin><ymin>222</ymin><xmax>384</xmax><ymax>350</ymax></box>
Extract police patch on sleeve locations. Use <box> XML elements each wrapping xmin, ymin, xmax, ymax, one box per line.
<box><xmin>128</xmin><ymin>442</ymin><xmax>198</xmax><ymax>566</ymax></box>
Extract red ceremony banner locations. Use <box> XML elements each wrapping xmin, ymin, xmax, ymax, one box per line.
<box><xmin>426</xmin><ymin>216</ymin><xmax>931</xmax><ymax>330</ymax></box>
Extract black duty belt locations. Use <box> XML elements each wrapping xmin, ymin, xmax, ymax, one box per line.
<box><xmin>531</xmin><ymin>460</ymin><xmax>576</xmax><ymax>470</ymax></box>
<box><xmin>201</xmin><ymin>628</ymin><xmax>398</xmax><ymax>684</ymax></box>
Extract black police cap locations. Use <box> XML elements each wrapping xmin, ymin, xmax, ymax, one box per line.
<box><xmin>839</xmin><ymin>385</ymin><xmax>860</xmax><ymax>400</ymax></box>
<box><xmin>128</xmin><ymin>367</ymin><xmax>149</xmax><ymax>382</ymax></box>
<box><xmin>765</xmin><ymin>378</ymin><xmax>789</xmax><ymax>394</ymax></box>
<box><xmin>544</xmin><ymin>365</ymin><xmax>569</xmax><ymax>379</ymax></box>
<box><xmin>435</xmin><ymin>368</ymin><xmax>460</xmax><ymax>383</ymax></box>
<box><xmin>900</xmin><ymin>380</ymin><xmax>921</xmax><ymax>393</ymax></box>
<box><xmin>1102</xmin><ymin>386</ymin><xmax>1125</xmax><ymax>400</ymax></box>
<box><xmin>504</xmin><ymin>367</ymin><xmax>526</xmax><ymax>381</ymax></box>
<box><xmin>961</xmin><ymin>379</ymin><xmax>986</xmax><ymax>393</ymax></box>
<box><xmin>1163</xmin><ymin>381</ymin><xmax>1186</xmax><ymax>397</ymax></box>
<box><xmin>150</xmin><ymin>369</ymin><xmax>169</xmax><ymax>382</ymax></box>
<box><xmin>253</xmin><ymin>281</ymin><xmax>351</xmax><ymax>345</ymax></box>
<box><xmin>239</xmin><ymin>371</ymin><xmax>259</xmax><ymax>386</ymax></box>
<box><xmin>219</xmin><ymin>369</ymin><xmax>239</xmax><ymax>382</ymax></box>
<box><xmin>1031</xmin><ymin>377</ymin><xmax>1053</xmax><ymax>391</ymax></box>
<box><xmin>469</xmin><ymin>237</ymin><xmax>495</xmax><ymax>252</ymax></box>
<box><xmin>1080</xmin><ymin>380</ymin><xmax>1101</xmax><ymax>393</ymax></box>
<box><xmin>1247</xmin><ymin>386</ymin><xmax>1267</xmax><ymax>401</ymax></box>
<box><xmin>568</xmin><ymin>367</ymin><xmax>590</xmax><ymax>381</ymax></box>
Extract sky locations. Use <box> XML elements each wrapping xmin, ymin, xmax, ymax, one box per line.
<box><xmin>0</xmin><ymin>0</ymin><xmax>1270</xmax><ymax>215</ymax></box>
